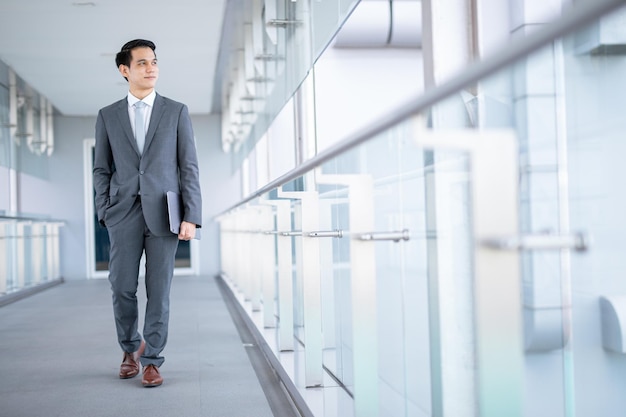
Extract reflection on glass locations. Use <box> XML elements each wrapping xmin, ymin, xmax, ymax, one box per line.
<box><xmin>219</xmin><ymin>5</ymin><xmax>626</xmax><ymax>417</ymax></box>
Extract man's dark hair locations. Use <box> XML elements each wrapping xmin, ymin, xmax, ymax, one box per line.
<box><xmin>115</xmin><ymin>39</ymin><xmax>156</xmax><ymax>75</ymax></box>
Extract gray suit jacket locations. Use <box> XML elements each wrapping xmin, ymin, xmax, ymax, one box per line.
<box><xmin>93</xmin><ymin>94</ymin><xmax>202</xmax><ymax>236</ymax></box>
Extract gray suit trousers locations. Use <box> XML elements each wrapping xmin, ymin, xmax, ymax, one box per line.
<box><xmin>107</xmin><ymin>197</ymin><xmax>179</xmax><ymax>367</ymax></box>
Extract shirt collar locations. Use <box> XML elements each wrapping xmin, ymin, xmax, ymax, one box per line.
<box><xmin>127</xmin><ymin>90</ymin><xmax>156</xmax><ymax>107</ymax></box>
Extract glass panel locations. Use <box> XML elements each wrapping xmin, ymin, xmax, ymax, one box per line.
<box><xmin>317</xmin><ymin>156</ymin><xmax>351</xmax><ymax>387</ymax></box>
<box><xmin>292</xmin><ymin>199</ymin><xmax>305</xmax><ymax>344</ymax></box>
<box><xmin>560</xmin><ymin>9</ymin><xmax>626</xmax><ymax>417</ymax></box>
<box><xmin>0</xmin><ymin>84</ymin><xmax>9</xmax><ymax>169</ymax></box>
<box><xmin>218</xmin><ymin>5</ymin><xmax>626</xmax><ymax>417</ymax></box>
<box><xmin>316</xmin><ymin>116</ymin><xmax>477</xmax><ymax>416</ymax></box>
<box><xmin>228</xmin><ymin>0</ymin><xmax>359</xmax><ymax>171</ymax></box>
<box><xmin>426</xmin><ymin>10</ymin><xmax>626</xmax><ymax>415</ymax></box>
<box><xmin>15</xmin><ymin>88</ymin><xmax>48</xmax><ymax>179</ymax></box>
<box><xmin>3</xmin><ymin>222</ymin><xmax>17</xmax><ymax>292</ymax></box>
<box><xmin>484</xmin><ymin>35</ymin><xmax>568</xmax><ymax>417</ymax></box>
<box><xmin>0</xmin><ymin>217</ymin><xmax>61</xmax><ymax>294</ymax></box>
<box><xmin>310</xmin><ymin>0</ymin><xmax>359</xmax><ymax>58</ymax></box>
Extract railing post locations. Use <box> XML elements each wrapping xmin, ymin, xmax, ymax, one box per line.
<box><xmin>249</xmin><ymin>207</ymin><xmax>262</xmax><ymax>312</ymax></box>
<box><xmin>258</xmin><ymin>204</ymin><xmax>275</xmax><ymax>326</ymax></box>
<box><xmin>278</xmin><ymin>189</ymin><xmax>324</xmax><ymax>388</ymax></box>
<box><xmin>317</xmin><ymin>173</ymin><xmax>379</xmax><ymax>417</ymax></box>
<box><xmin>269</xmin><ymin>199</ymin><xmax>295</xmax><ymax>351</ymax></box>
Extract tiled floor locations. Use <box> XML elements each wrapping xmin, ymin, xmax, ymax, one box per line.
<box><xmin>0</xmin><ymin>276</ymin><xmax>276</xmax><ymax>417</ymax></box>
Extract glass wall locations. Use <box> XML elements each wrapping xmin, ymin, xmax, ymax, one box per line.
<box><xmin>220</xmin><ymin>109</ymin><xmax>520</xmax><ymax>417</ymax></box>
<box><xmin>0</xmin><ymin>59</ymin><xmax>55</xmax><ymax>209</ymax></box>
<box><xmin>0</xmin><ymin>59</ymin><xmax>61</xmax><ymax>296</ymax></box>
<box><xmin>14</xmin><ymin>76</ymin><xmax>50</xmax><ymax>179</ymax></box>
<box><xmin>0</xmin><ymin>217</ymin><xmax>63</xmax><ymax>295</ymax></box>
<box><xmin>218</xmin><ymin>2</ymin><xmax>626</xmax><ymax>417</ymax></box>
<box><xmin>0</xmin><ymin>61</ymin><xmax>10</xmax><ymax>172</ymax></box>
<box><xmin>562</xmin><ymin>14</ymin><xmax>626</xmax><ymax>416</ymax></box>
<box><xmin>219</xmin><ymin>0</ymin><xmax>360</xmax><ymax>172</ymax></box>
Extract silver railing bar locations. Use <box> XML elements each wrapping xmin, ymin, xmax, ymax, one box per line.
<box><xmin>217</xmin><ymin>0</ymin><xmax>626</xmax><ymax>217</ymax></box>
<box><xmin>481</xmin><ymin>232</ymin><xmax>589</xmax><ymax>252</ymax></box>
<box><xmin>0</xmin><ymin>215</ymin><xmax>66</xmax><ymax>224</ymax></box>
<box><xmin>281</xmin><ymin>231</ymin><xmax>303</xmax><ymax>237</ymax></box>
<box><xmin>220</xmin><ymin>229</ymin><xmax>273</xmax><ymax>234</ymax></box>
<box><xmin>267</xmin><ymin>19</ymin><xmax>303</xmax><ymax>27</ymax></box>
<box><xmin>357</xmin><ymin>229</ymin><xmax>410</xmax><ymax>242</ymax></box>
<box><xmin>308</xmin><ymin>230</ymin><xmax>343</xmax><ymax>238</ymax></box>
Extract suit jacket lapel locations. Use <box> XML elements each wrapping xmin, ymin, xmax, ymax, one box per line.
<box><xmin>115</xmin><ymin>98</ymin><xmax>141</xmax><ymax>155</ymax></box>
<box><xmin>144</xmin><ymin>94</ymin><xmax>165</xmax><ymax>153</ymax></box>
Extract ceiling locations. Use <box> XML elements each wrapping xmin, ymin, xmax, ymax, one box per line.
<box><xmin>0</xmin><ymin>0</ymin><xmax>227</xmax><ymax>116</ymax></box>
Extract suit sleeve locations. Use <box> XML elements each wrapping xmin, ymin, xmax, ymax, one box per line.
<box><xmin>93</xmin><ymin>110</ymin><xmax>113</xmax><ymax>226</ymax></box>
<box><xmin>176</xmin><ymin>105</ymin><xmax>202</xmax><ymax>227</ymax></box>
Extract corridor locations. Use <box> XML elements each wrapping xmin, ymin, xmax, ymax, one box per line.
<box><xmin>0</xmin><ymin>276</ymin><xmax>290</xmax><ymax>417</ymax></box>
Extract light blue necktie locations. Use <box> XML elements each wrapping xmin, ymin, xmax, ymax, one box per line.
<box><xmin>134</xmin><ymin>101</ymin><xmax>147</xmax><ymax>153</ymax></box>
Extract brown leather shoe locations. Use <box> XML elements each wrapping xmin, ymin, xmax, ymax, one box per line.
<box><xmin>118</xmin><ymin>340</ymin><xmax>145</xmax><ymax>379</ymax></box>
<box><xmin>142</xmin><ymin>364</ymin><xmax>163</xmax><ymax>387</ymax></box>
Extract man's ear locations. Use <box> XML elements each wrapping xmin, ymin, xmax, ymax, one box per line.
<box><xmin>119</xmin><ymin>64</ymin><xmax>129</xmax><ymax>80</ymax></box>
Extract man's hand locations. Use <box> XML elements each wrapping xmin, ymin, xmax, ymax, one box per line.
<box><xmin>178</xmin><ymin>221</ymin><xmax>196</xmax><ymax>241</ymax></box>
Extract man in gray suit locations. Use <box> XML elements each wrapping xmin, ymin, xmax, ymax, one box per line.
<box><xmin>93</xmin><ymin>39</ymin><xmax>202</xmax><ymax>388</ymax></box>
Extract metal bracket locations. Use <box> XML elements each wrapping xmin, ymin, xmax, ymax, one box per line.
<box><xmin>481</xmin><ymin>231</ymin><xmax>589</xmax><ymax>252</ymax></box>
<box><xmin>308</xmin><ymin>230</ymin><xmax>343</xmax><ymax>238</ymax></box>
<box><xmin>254</xmin><ymin>54</ymin><xmax>285</xmax><ymax>61</ymax></box>
<box><xmin>280</xmin><ymin>231</ymin><xmax>303</xmax><ymax>237</ymax></box>
<box><xmin>267</xmin><ymin>19</ymin><xmax>303</xmax><ymax>28</ymax></box>
<box><xmin>247</xmin><ymin>77</ymin><xmax>274</xmax><ymax>83</ymax></box>
<box><xmin>357</xmin><ymin>229</ymin><xmax>410</xmax><ymax>242</ymax></box>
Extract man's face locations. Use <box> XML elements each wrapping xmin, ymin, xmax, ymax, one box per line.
<box><xmin>119</xmin><ymin>46</ymin><xmax>159</xmax><ymax>91</ymax></box>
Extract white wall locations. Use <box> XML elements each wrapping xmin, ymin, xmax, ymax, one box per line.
<box><xmin>34</xmin><ymin>116</ymin><xmax>95</xmax><ymax>280</ymax></box>
<box><xmin>313</xmin><ymin>47</ymin><xmax>424</xmax><ymax>154</ymax></box>
<box><xmin>192</xmin><ymin>113</ymin><xmax>242</xmax><ymax>276</ymax></box>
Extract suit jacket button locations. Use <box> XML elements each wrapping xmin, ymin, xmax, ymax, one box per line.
<box><xmin>140</xmin><ymin>170</ymin><xmax>144</xmax><ymax>175</ymax></box>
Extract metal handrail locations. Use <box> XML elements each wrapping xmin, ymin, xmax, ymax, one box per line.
<box><xmin>0</xmin><ymin>214</ymin><xmax>66</xmax><ymax>224</ymax></box>
<box><xmin>217</xmin><ymin>0</ymin><xmax>626</xmax><ymax>217</ymax></box>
